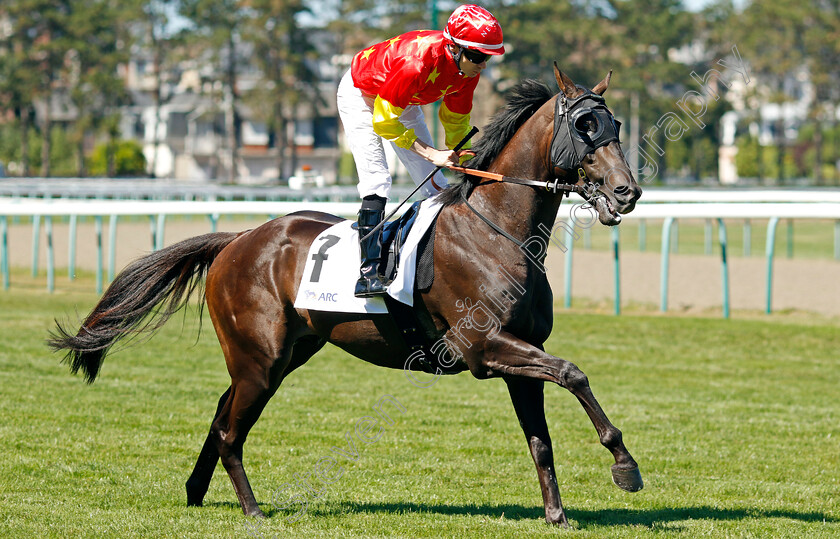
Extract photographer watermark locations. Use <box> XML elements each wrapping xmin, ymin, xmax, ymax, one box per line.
<box><xmin>244</xmin><ymin>394</ymin><xmax>407</xmax><ymax>536</ymax></box>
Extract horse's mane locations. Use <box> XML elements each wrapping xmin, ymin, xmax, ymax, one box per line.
<box><xmin>437</xmin><ymin>79</ymin><xmax>554</xmax><ymax>206</ymax></box>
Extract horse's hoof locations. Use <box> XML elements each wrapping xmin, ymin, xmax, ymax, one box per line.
<box><xmin>246</xmin><ymin>507</ymin><xmax>267</xmax><ymax>518</ymax></box>
<box><xmin>545</xmin><ymin>509</ymin><xmax>570</xmax><ymax>527</ymax></box>
<box><xmin>611</xmin><ymin>464</ymin><xmax>644</xmax><ymax>492</ymax></box>
<box><xmin>185</xmin><ymin>479</ymin><xmax>207</xmax><ymax>507</ymax></box>
<box><xmin>185</xmin><ymin>491</ymin><xmax>203</xmax><ymax>507</ymax></box>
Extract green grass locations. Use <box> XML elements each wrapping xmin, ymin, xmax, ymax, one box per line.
<box><xmin>1</xmin><ymin>279</ymin><xmax>838</xmax><ymax>538</ymax></box>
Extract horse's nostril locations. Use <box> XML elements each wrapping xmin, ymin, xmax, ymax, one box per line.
<box><xmin>613</xmin><ymin>185</ymin><xmax>630</xmax><ymax>197</ymax></box>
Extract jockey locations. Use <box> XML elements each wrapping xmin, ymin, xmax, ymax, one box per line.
<box><xmin>337</xmin><ymin>4</ymin><xmax>505</xmax><ymax>298</ymax></box>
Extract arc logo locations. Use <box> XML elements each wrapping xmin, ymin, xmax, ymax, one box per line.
<box><xmin>302</xmin><ymin>289</ymin><xmax>338</xmax><ymax>302</ymax></box>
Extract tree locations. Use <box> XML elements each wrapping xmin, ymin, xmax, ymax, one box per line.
<box><xmin>64</xmin><ymin>0</ymin><xmax>131</xmax><ymax>177</ymax></box>
<box><xmin>729</xmin><ymin>0</ymin><xmax>840</xmax><ymax>184</ymax></box>
<box><xmin>499</xmin><ymin>0</ymin><xmax>603</xmax><ymax>85</ymax></box>
<box><xmin>0</xmin><ymin>26</ymin><xmax>38</xmax><ymax>176</ymax></box>
<box><xmin>89</xmin><ymin>139</ymin><xmax>147</xmax><ymax>176</ymax></box>
<box><xmin>179</xmin><ymin>0</ymin><xmax>247</xmax><ymax>183</ymax></box>
<box><xmin>137</xmin><ymin>0</ymin><xmax>183</xmax><ymax>177</ymax></box>
<box><xmin>2</xmin><ymin>0</ymin><xmax>75</xmax><ymax>177</ymax></box>
<box><xmin>800</xmin><ymin>1</ymin><xmax>840</xmax><ymax>184</ymax></box>
<box><xmin>498</xmin><ymin>0</ymin><xmax>704</xmax><ymax>180</ymax></box>
<box><xmin>243</xmin><ymin>0</ymin><xmax>324</xmax><ymax>179</ymax></box>
<box><xmin>323</xmin><ymin>0</ymin><xmax>381</xmax><ymax>53</ymax></box>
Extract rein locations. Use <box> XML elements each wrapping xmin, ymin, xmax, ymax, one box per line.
<box><xmin>451</xmin><ymin>166</ymin><xmax>588</xmax><ymax>249</ymax></box>
<box><xmin>447</xmin><ymin>165</ymin><xmax>600</xmax><ymax>249</ymax></box>
<box><xmin>447</xmin><ymin>165</ymin><xmax>580</xmax><ymax>195</ymax></box>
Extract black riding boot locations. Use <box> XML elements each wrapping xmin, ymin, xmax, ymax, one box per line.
<box><xmin>354</xmin><ymin>204</ymin><xmax>387</xmax><ymax>298</ymax></box>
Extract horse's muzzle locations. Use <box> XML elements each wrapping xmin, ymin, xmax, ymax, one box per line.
<box><xmin>610</xmin><ymin>183</ymin><xmax>642</xmax><ymax>214</ymax></box>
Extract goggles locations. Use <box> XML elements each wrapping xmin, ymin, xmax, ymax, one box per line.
<box><xmin>462</xmin><ymin>48</ymin><xmax>490</xmax><ymax>64</ymax></box>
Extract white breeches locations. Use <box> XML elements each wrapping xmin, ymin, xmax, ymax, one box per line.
<box><xmin>336</xmin><ymin>70</ymin><xmax>447</xmax><ymax>200</ymax></box>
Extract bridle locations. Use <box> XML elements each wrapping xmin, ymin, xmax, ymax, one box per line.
<box><xmin>451</xmin><ymin>90</ymin><xmax>622</xmax><ymax>248</ymax></box>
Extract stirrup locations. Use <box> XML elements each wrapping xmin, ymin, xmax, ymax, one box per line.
<box><xmin>355</xmin><ymin>276</ymin><xmax>387</xmax><ymax>298</ymax></box>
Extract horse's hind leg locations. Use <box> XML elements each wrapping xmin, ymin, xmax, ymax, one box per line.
<box><xmin>186</xmin><ymin>387</ymin><xmax>231</xmax><ymax>507</ymax></box>
<box><xmin>214</xmin><ymin>376</ymin><xmax>271</xmax><ymax>516</ymax></box>
<box><xmin>210</xmin><ymin>335</ymin><xmax>324</xmax><ymax>516</ymax></box>
<box><xmin>505</xmin><ymin>377</ymin><xmax>569</xmax><ymax>527</ymax></box>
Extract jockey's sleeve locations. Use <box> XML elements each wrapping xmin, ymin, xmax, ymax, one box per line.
<box><xmin>439</xmin><ymin>102</ymin><xmax>472</xmax><ymax>152</ymax></box>
<box><xmin>441</xmin><ymin>76</ymin><xmax>479</xmax><ymax>152</ymax></box>
<box><xmin>372</xmin><ymin>95</ymin><xmax>417</xmax><ymax>149</ymax></box>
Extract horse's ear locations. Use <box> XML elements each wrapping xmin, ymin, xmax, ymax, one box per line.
<box><xmin>553</xmin><ymin>62</ymin><xmax>577</xmax><ymax>96</ymax></box>
<box><xmin>592</xmin><ymin>70</ymin><xmax>612</xmax><ymax>96</ymax></box>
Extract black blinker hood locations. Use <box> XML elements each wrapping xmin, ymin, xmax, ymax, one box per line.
<box><xmin>550</xmin><ymin>91</ymin><xmax>621</xmax><ymax>174</ymax></box>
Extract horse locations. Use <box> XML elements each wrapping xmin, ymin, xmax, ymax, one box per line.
<box><xmin>49</xmin><ymin>65</ymin><xmax>643</xmax><ymax>527</ymax></box>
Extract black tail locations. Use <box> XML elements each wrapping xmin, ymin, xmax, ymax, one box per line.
<box><xmin>47</xmin><ymin>232</ymin><xmax>239</xmax><ymax>383</ymax></box>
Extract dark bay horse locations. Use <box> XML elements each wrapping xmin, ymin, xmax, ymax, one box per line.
<box><xmin>50</xmin><ymin>65</ymin><xmax>643</xmax><ymax>527</ymax></box>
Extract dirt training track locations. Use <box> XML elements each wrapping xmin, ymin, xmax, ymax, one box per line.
<box><xmin>6</xmin><ymin>217</ymin><xmax>840</xmax><ymax>317</ymax></box>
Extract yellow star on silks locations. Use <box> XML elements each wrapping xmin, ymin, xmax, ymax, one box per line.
<box><xmin>387</xmin><ymin>36</ymin><xmax>401</xmax><ymax>47</ymax></box>
<box><xmin>413</xmin><ymin>33</ymin><xmax>433</xmax><ymax>50</ymax></box>
<box><xmin>360</xmin><ymin>47</ymin><xmax>376</xmax><ymax>60</ymax></box>
<box><xmin>426</xmin><ymin>68</ymin><xmax>441</xmax><ymax>84</ymax></box>
<box><xmin>439</xmin><ymin>84</ymin><xmax>452</xmax><ymax>98</ymax></box>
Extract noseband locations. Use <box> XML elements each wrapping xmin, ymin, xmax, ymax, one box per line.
<box><xmin>456</xmin><ymin>90</ymin><xmax>622</xmax><ymax>248</ymax></box>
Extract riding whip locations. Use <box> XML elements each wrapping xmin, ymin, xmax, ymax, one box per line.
<box><xmin>360</xmin><ymin>126</ymin><xmax>479</xmax><ymax>241</ymax></box>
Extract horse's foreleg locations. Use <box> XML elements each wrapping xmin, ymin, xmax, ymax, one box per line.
<box><xmin>567</xmin><ymin>373</ymin><xmax>644</xmax><ymax>492</ymax></box>
<box><xmin>478</xmin><ymin>331</ymin><xmax>643</xmax><ymax>493</ymax></box>
<box><xmin>186</xmin><ymin>386</ymin><xmax>231</xmax><ymax>507</ymax></box>
<box><xmin>504</xmin><ymin>377</ymin><xmax>569</xmax><ymax>527</ymax></box>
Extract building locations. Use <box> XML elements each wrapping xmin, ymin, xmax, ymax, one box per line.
<box><xmin>119</xmin><ymin>32</ymin><xmax>342</xmax><ymax>184</ymax></box>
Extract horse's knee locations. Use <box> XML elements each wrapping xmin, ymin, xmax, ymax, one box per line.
<box><xmin>209</xmin><ymin>422</ymin><xmax>238</xmax><ymax>460</ymax></box>
<box><xmin>467</xmin><ymin>364</ymin><xmax>495</xmax><ymax>379</ymax></box>
<box><xmin>560</xmin><ymin>363</ymin><xmax>589</xmax><ymax>390</ymax></box>
<box><xmin>465</xmin><ymin>353</ymin><xmax>496</xmax><ymax>379</ymax></box>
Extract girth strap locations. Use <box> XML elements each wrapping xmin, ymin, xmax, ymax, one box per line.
<box><xmin>383</xmin><ymin>293</ymin><xmax>459</xmax><ymax>375</ymax></box>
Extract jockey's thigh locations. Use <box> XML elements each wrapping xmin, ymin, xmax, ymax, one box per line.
<box><xmin>337</xmin><ymin>70</ymin><xmax>393</xmax><ymax>199</ymax></box>
<box><xmin>390</xmin><ymin>106</ymin><xmax>448</xmax><ymax>198</ymax></box>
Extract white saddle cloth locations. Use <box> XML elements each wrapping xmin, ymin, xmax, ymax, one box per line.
<box><xmin>294</xmin><ymin>197</ymin><xmax>444</xmax><ymax>314</ymax></box>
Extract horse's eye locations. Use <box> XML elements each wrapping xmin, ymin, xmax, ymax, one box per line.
<box><xmin>574</xmin><ymin>113</ymin><xmax>599</xmax><ymax>137</ymax></box>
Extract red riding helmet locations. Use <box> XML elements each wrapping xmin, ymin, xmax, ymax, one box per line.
<box><xmin>443</xmin><ymin>4</ymin><xmax>505</xmax><ymax>55</ymax></box>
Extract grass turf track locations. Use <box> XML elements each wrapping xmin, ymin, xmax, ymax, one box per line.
<box><xmin>0</xmin><ymin>279</ymin><xmax>838</xmax><ymax>538</ymax></box>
